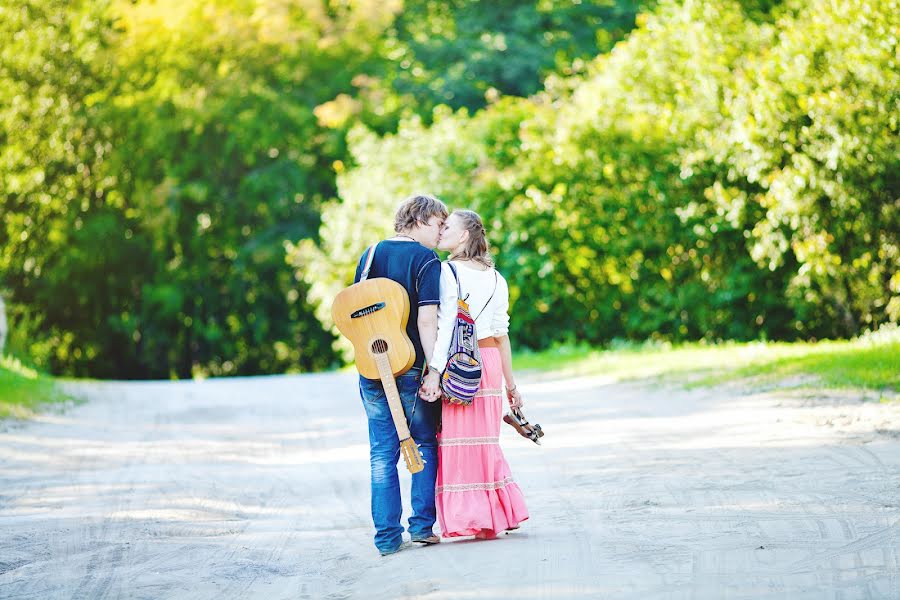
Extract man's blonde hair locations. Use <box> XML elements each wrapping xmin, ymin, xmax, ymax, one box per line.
<box><xmin>394</xmin><ymin>194</ymin><xmax>449</xmax><ymax>233</ymax></box>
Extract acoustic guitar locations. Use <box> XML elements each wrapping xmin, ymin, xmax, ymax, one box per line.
<box><xmin>332</xmin><ymin>276</ymin><xmax>425</xmax><ymax>474</ymax></box>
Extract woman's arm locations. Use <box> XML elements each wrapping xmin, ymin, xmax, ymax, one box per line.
<box><xmin>495</xmin><ymin>334</ymin><xmax>523</xmax><ymax>408</ymax></box>
<box><xmin>421</xmin><ymin>264</ymin><xmax>457</xmax><ymax>401</ymax></box>
<box><xmin>429</xmin><ymin>264</ymin><xmax>457</xmax><ymax>372</ymax></box>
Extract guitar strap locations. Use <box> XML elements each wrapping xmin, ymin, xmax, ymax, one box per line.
<box><xmin>359</xmin><ymin>241</ymin><xmax>427</xmax><ymax>421</ymax></box>
<box><xmin>360</xmin><ymin>243</ymin><xmax>378</xmax><ymax>282</ymax></box>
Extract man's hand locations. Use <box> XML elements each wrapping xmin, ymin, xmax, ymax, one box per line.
<box><xmin>419</xmin><ymin>369</ymin><xmax>442</xmax><ymax>402</ymax></box>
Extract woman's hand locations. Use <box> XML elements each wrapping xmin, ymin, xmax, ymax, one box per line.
<box><xmin>506</xmin><ymin>385</ymin><xmax>523</xmax><ymax>409</ymax></box>
<box><xmin>419</xmin><ymin>369</ymin><xmax>442</xmax><ymax>402</ymax></box>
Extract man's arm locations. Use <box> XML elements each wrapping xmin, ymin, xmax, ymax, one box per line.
<box><xmin>417</xmin><ymin>304</ymin><xmax>441</xmax><ymax>401</ymax></box>
<box><xmin>417</xmin><ymin>304</ymin><xmax>439</xmax><ymax>370</ymax></box>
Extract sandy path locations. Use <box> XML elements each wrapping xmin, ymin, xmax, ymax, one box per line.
<box><xmin>0</xmin><ymin>372</ymin><xmax>898</xmax><ymax>599</ymax></box>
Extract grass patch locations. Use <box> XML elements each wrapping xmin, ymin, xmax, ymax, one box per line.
<box><xmin>693</xmin><ymin>340</ymin><xmax>898</xmax><ymax>390</ymax></box>
<box><xmin>0</xmin><ymin>355</ymin><xmax>71</xmax><ymax>419</ymax></box>
<box><xmin>514</xmin><ymin>329</ymin><xmax>899</xmax><ymax>392</ymax></box>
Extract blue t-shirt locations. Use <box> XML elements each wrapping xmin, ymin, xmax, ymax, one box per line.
<box><xmin>354</xmin><ymin>240</ymin><xmax>441</xmax><ymax>370</ymax></box>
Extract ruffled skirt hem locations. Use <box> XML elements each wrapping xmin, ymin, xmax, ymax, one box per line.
<box><xmin>437</xmin><ymin>482</ymin><xmax>530</xmax><ymax>537</ymax></box>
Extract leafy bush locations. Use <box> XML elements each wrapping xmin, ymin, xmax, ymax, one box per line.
<box><xmin>302</xmin><ymin>0</ymin><xmax>898</xmax><ymax>356</ymax></box>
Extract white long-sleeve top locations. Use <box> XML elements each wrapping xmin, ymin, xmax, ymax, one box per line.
<box><xmin>428</xmin><ymin>261</ymin><xmax>510</xmax><ymax>372</ymax></box>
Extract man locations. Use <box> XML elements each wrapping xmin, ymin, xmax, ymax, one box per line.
<box><xmin>354</xmin><ymin>194</ymin><xmax>448</xmax><ymax>555</ymax></box>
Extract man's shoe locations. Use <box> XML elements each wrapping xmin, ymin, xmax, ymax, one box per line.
<box><xmin>379</xmin><ymin>541</ymin><xmax>411</xmax><ymax>556</ymax></box>
<box><xmin>411</xmin><ymin>534</ymin><xmax>441</xmax><ymax>545</ymax></box>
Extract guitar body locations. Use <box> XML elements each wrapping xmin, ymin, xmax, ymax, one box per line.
<box><xmin>332</xmin><ymin>278</ymin><xmax>416</xmax><ymax>379</ymax></box>
<box><xmin>332</xmin><ymin>277</ymin><xmax>423</xmax><ymax>474</ymax></box>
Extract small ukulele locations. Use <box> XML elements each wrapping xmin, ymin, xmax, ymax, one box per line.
<box><xmin>332</xmin><ymin>275</ymin><xmax>425</xmax><ymax>474</ymax></box>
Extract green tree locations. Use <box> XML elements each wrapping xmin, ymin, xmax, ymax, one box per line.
<box><xmin>2</xmin><ymin>0</ymin><xmax>397</xmax><ymax>377</ymax></box>
<box><xmin>0</xmin><ymin>0</ymin><xmax>149</xmax><ymax>374</ymax></box>
<box><xmin>349</xmin><ymin>0</ymin><xmax>644</xmax><ymax>133</ymax></box>
<box><xmin>301</xmin><ymin>0</ymin><xmax>898</xmax><ymax>354</ymax></box>
<box><xmin>93</xmin><ymin>0</ymin><xmax>403</xmax><ymax>377</ymax></box>
<box><xmin>696</xmin><ymin>0</ymin><xmax>899</xmax><ymax>337</ymax></box>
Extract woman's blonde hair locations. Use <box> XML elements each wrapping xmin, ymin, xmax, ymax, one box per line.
<box><xmin>449</xmin><ymin>210</ymin><xmax>494</xmax><ymax>268</ymax></box>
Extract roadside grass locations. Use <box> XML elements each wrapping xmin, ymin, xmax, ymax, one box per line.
<box><xmin>690</xmin><ymin>340</ymin><xmax>898</xmax><ymax>391</ymax></box>
<box><xmin>0</xmin><ymin>355</ymin><xmax>72</xmax><ymax>419</ymax></box>
<box><xmin>514</xmin><ymin>329</ymin><xmax>899</xmax><ymax>394</ymax></box>
<box><xmin>4</xmin><ymin>327</ymin><xmax>896</xmax><ymax>419</ymax></box>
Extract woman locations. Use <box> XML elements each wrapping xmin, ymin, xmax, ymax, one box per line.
<box><xmin>426</xmin><ymin>209</ymin><xmax>529</xmax><ymax>540</ymax></box>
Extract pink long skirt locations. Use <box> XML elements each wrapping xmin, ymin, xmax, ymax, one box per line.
<box><xmin>436</xmin><ymin>347</ymin><xmax>529</xmax><ymax>537</ymax></box>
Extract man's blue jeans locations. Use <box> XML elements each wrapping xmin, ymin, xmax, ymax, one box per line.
<box><xmin>359</xmin><ymin>370</ymin><xmax>439</xmax><ymax>553</ymax></box>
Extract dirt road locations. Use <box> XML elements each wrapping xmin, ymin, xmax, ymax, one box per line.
<box><xmin>1</xmin><ymin>372</ymin><xmax>898</xmax><ymax>599</ymax></box>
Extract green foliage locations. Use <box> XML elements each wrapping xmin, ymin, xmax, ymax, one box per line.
<box><xmin>1</xmin><ymin>0</ymin><xmax>638</xmax><ymax>378</ymax></box>
<box><xmin>1</xmin><ymin>0</ymin><xmax>396</xmax><ymax>377</ymax></box>
<box><xmin>694</xmin><ymin>0</ymin><xmax>900</xmax><ymax>337</ymax></box>
<box><xmin>89</xmin><ymin>1</ymin><xmax>363</xmax><ymax>376</ymax></box>
<box><xmin>2</xmin><ymin>0</ymin><xmax>895</xmax><ymax>378</ymax></box>
<box><xmin>0</xmin><ymin>0</ymin><xmax>142</xmax><ymax>375</ymax></box>
<box><xmin>370</xmin><ymin>0</ymin><xmax>643</xmax><ymax>117</ymax></box>
<box><xmin>304</xmin><ymin>0</ymin><xmax>898</xmax><ymax>355</ymax></box>
<box><xmin>498</xmin><ymin>0</ymin><xmax>788</xmax><ymax>346</ymax></box>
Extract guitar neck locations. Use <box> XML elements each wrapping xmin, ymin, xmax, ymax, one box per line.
<box><xmin>373</xmin><ymin>352</ymin><xmax>414</xmax><ymax>440</ymax></box>
<box><xmin>373</xmin><ymin>350</ymin><xmax>425</xmax><ymax>474</ymax></box>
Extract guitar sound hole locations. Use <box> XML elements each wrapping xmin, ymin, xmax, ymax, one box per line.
<box><xmin>371</xmin><ymin>339</ymin><xmax>389</xmax><ymax>354</ymax></box>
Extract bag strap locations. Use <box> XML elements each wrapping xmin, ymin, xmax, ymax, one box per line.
<box><xmin>359</xmin><ymin>243</ymin><xmax>378</xmax><ymax>282</ymax></box>
<box><xmin>446</xmin><ymin>262</ymin><xmax>463</xmax><ymax>298</ymax></box>
<box><xmin>472</xmin><ymin>270</ymin><xmax>498</xmax><ymax>322</ymax></box>
<box><xmin>448</xmin><ymin>262</ymin><xmax>497</xmax><ymax>321</ymax></box>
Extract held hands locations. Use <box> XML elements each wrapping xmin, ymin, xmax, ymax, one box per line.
<box><xmin>419</xmin><ymin>369</ymin><xmax>521</xmax><ymax>406</ymax></box>
<box><xmin>419</xmin><ymin>369</ymin><xmax>442</xmax><ymax>403</ymax></box>
<box><xmin>506</xmin><ymin>385</ymin><xmax>523</xmax><ymax>409</ymax></box>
